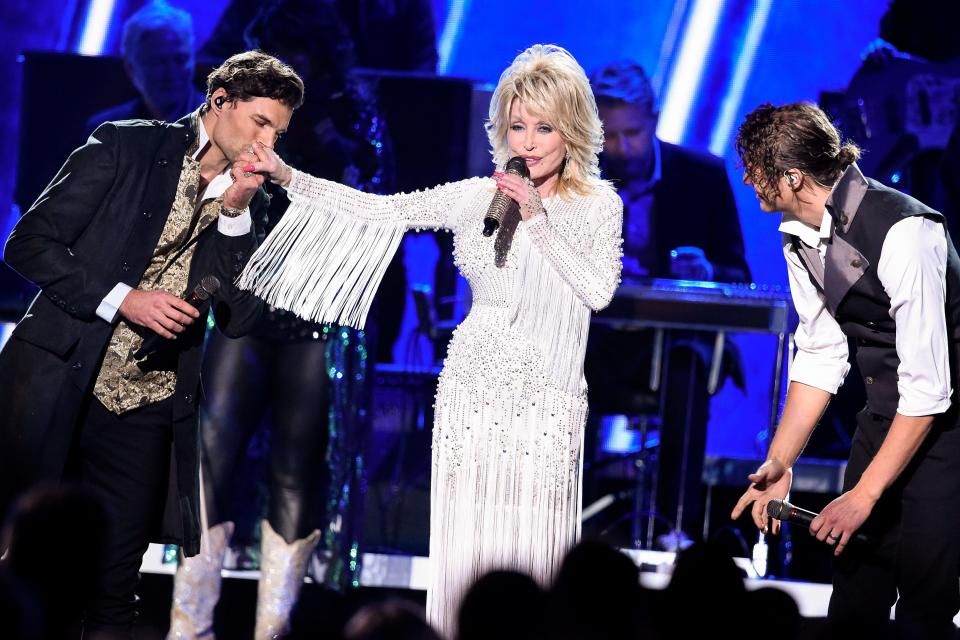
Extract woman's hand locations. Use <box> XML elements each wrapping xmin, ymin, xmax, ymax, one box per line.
<box><xmin>245</xmin><ymin>141</ymin><xmax>293</xmax><ymax>187</ymax></box>
<box><xmin>494</xmin><ymin>171</ymin><xmax>544</xmax><ymax>221</ymax></box>
<box><xmin>224</xmin><ymin>148</ymin><xmax>265</xmax><ymax>210</ymax></box>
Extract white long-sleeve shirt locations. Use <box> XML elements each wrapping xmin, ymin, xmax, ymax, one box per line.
<box><xmin>780</xmin><ymin>210</ymin><xmax>951</xmax><ymax>416</ymax></box>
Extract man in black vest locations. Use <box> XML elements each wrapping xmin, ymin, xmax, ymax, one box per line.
<box><xmin>0</xmin><ymin>51</ymin><xmax>303</xmax><ymax>637</ymax></box>
<box><xmin>731</xmin><ymin>102</ymin><xmax>960</xmax><ymax>637</ymax></box>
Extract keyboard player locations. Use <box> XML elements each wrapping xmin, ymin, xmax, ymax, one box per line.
<box><xmin>586</xmin><ymin>61</ymin><xmax>751</xmax><ymax>549</ymax></box>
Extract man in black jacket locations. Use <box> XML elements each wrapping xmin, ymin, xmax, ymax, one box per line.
<box><xmin>586</xmin><ymin>61</ymin><xmax>751</xmax><ymax>549</ymax></box>
<box><xmin>590</xmin><ymin>60</ymin><xmax>750</xmax><ymax>283</ymax></box>
<box><xmin>0</xmin><ymin>51</ymin><xmax>303</xmax><ymax>637</ymax></box>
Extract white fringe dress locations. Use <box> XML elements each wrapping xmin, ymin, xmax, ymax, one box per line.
<box><xmin>239</xmin><ymin>170</ymin><xmax>623</xmax><ymax>637</ymax></box>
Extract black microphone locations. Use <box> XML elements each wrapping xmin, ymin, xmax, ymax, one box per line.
<box><xmin>482</xmin><ymin>156</ymin><xmax>530</xmax><ymax>237</ymax></box>
<box><xmin>133</xmin><ymin>275</ymin><xmax>220</xmax><ymax>359</ymax></box>
<box><xmin>767</xmin><ymin>499</ymin><xmax>870</xmax><ymax>544</ymax></box>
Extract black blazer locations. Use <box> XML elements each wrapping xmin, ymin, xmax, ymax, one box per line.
<box><xmin>0</xmin><ymin>115</ymin><xmax>265</xmax><ymax>555</ymax></box>
<box><xmin>648</xmin><ymin>141</ymin><xmax>751</xmax><ymax>283</ymax></box>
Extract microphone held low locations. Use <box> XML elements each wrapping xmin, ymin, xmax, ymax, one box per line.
<box><xmin>133</xmin><ymin>275</ymin><xmax>220</xmax><ymax>359</ymax></box>
<box><xmin>766</xmin><ymin>498</ymin><xmax>871</xmax><ymax>545</ymax></box>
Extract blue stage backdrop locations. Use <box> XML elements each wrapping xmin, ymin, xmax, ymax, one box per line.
<box><xmin>0</xmin><ymin>0</ymin><xmax>890</xmax><ymax>459</ymax></box>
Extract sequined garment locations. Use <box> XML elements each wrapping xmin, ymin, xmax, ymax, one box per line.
<box><xmin>168</xmin><ymin>521</ymin><xmax>234</xmax><ymax>639</ymax></box>
<box><xmin>94</xmin><ymin>155</ymin><xmax>219</xmax><ymax>414</ymax></box>
<box><xmin>324</xmin><ymin>325</ymin><xmax>370</xmax><ymax>589</ymax></box>
<box><xmin>255</xmin><ymin>519</ymin><xmax>321</xmax><ymax>639</ymax></box>
<box><xmin>239</xmin><ymin>172</ymin><xmax>623</xmax><ymax>637</ymax></box>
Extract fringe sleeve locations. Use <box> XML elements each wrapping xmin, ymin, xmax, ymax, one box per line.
<box><xmin>286</xmin><ymin>169</ymin><xmax>488</xmax><ymax>230</ymax></box>
<box><xmin>510</xmin><ymin>188</ymin><xmax>624</xmax><ymax>394</ymax></box>
<box><xmin>238</xmin><ymin>171</ymin><xmax>488</xmax><ymax>329</ymax></box>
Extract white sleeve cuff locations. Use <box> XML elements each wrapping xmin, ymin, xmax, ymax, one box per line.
<box><xmin>285</xmin><ymin>168</ymin><xmax>308</xmax><ymax>201</ymax></box>
<box><xmin>218</xmin><ymin>210</ymin><xmax>252</xmax><ymax>236</ymax></box>
<box><xmin>896</xmin><ymin>387</ymin><xmax>952</xmax><ymax>417</ymax></box>
<box><xmin>789</xmin><ymin>351</ymin><xmax>850</xmax><ymax>394</ymax></box>
<box><xmin>96</xmin><ymin>282</ymin><xmax>133</xmax><ymax>323</ymax></box>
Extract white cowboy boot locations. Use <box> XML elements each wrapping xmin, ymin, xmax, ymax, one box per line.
<box><xmin>167</xmin><ymin>521</ymin><xmax>234</xmax><ymax>640</ymax></box>
<box><xmin>254</xmin><ymin>520</ymin><xmax>321</xmax><ymax>640</ymax></box>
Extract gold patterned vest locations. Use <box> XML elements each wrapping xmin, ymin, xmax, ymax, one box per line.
<box><xmin>93</xmin><ymin>151</ymin><xmax>221</xmax><ymax>414</ymax></box>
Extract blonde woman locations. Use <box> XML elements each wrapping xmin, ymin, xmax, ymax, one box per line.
<box><xmin>240</xmin><ymin>44</ymin><xmax>623</xmax><ymax>636</ymax></box>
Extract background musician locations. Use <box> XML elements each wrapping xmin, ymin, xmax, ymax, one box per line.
<box><xmin>584</xmin><ymin>60</ymin><xmax>750</xmax><ymax>549</ymax></box>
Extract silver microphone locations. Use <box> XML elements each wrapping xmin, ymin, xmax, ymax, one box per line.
<box><xmin>483</xmin><ymin>156</ymin><xmax>530</xmax><ymax>237</ymax></box>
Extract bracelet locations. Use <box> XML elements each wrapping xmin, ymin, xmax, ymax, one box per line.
<box><xmin>220</xmin><ymin>204</ymin><xmax>246</xmax><ymax>218</ymax></box>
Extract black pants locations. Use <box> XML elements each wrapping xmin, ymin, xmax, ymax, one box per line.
<box><xmin>200</xmin><ymin>332</ymin><xmax>330</xmax><ymax>543</ymax></box>
<box><xmin>69</xmin><ymin>395</ymin><xmax>174</xmax><ymax>637</ymax></box>
<box><xmin>828</xmin><ymin>408</ymin><xmax>960</xmax><ymax>638</ymax></box>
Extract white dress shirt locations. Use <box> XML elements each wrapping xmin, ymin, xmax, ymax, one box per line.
<box><xmin>780</xmin><ymin>210</ymin><xmax>951</xmax><ymax>416</ymax></box>
<box><xmin>96</xmin><ymin>118</ymin><xmax>252</xmax><ymax>323</ymax></box>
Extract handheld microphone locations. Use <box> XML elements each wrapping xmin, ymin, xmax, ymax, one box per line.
<box><xmin>482</xmin><ymin>156</ymin><xmax>530</xmax><ymax>237</ymax></box>
<box><xmin>766</xmin><ymin>499</ymin><xmax>870</xmax><ymax>544</ymax></box>
<box><xmin>133</xmin><ymin>275</ymin><xmax>220</xmax><ymax>359</ymax></box>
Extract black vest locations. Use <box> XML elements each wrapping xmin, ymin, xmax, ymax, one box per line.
<box><xmin>791</xmin><ymin>167</ymin><xmax>960</xmax><ymax>419</ymax></box>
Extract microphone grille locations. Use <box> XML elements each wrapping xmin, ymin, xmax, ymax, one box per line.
<box><xmin>766</xmin><ymin>499</ymin><xmax>785</xmax><ymax>519</ymax></box>
<box><xmin>505</xmin><ymin>156</ymin><xmax>530</xmax><ymax>179</ymax></box>
<box><xmin>198</xmin><ymin>275</ymin><xmax>221</xmax><ymax>300</ymax></box>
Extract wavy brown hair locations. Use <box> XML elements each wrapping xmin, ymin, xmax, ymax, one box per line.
<box><xmin>735</xmin><ymin>102</ymin><xmax>860</xmax><ymax>201</ymax></box>
<box><xmin>201</xmin><ymin>50</ymin><xmax>305</xmax><ymax>114</ymax></box>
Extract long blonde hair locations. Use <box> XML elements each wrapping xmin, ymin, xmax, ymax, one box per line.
<box><xmin>486</xmin><ymin>44</ymin><xmax>609</xmax><ymax>198</ymax></box>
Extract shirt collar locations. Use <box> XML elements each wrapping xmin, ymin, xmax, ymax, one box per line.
<box><xmin>192</xmin><ymin>113</ymin><xmax>211</xmax><ymax>161</ymax></box>
<box><xmin>823</xmin><ymin>163</ymin><xmax>868</xmax><ymax>234</ymax></box>
<box><xmin>779</xmin><ymin>163</ymin><xmax>866</xmax><ymax>247</ymax></box>
<box><xmin>191</xmin><ymin>113</ymin><xmax>233</xmax><ymax>201</ymax></box>
<box><xmin>779</xmin><ymin>209</ymin><xmax>832</xmax><ymax>249</ymax></box>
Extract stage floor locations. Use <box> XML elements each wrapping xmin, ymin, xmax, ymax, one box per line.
<box><xmin>142</xmin><ymin>544</ymin><xmax>837</xmax><ymax>616</ymax></box>
<box><xmin>140</xmin><ymin>544</ymin><xmax>960</xmax><ymax>633</ymax></box>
